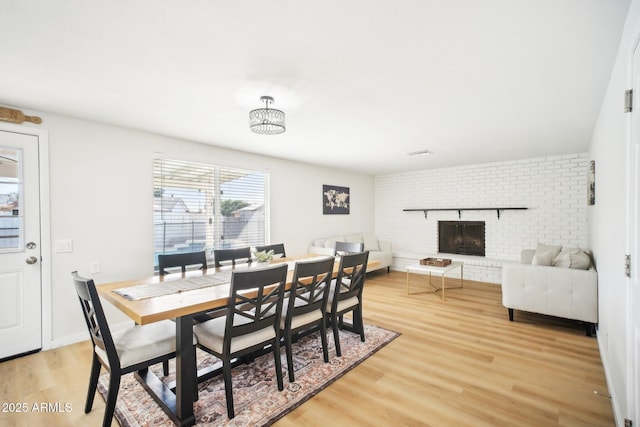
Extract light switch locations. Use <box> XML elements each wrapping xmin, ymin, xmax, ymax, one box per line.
<box><xmin>54</xmin><ymin>239</ymin><xmax>73</xmax><ymax>253</ymax></box>
<box><xmin>89</xmin><ymin>261</ymin><xmax>101</xmax><ymax>274</ymax></box>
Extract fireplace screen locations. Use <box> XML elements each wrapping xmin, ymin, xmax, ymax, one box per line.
<box><xmin>438</xmin><ymin>221</ymin><xmax>485</xmax><ymax>256</ymax></box>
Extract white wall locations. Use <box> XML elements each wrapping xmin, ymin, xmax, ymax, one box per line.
<box><xmin>375</xmin><ymin>153</ymin><xmax>589</xmax><ymax>282</ymax></box>
<box><xmin>590</xmin><ymin>0</ymin><xmax>639</xmax><ymax>423</ymax></box>
<box><xmin>14</xmin><ymin>110</ymin><xmax>374</xmax><ymax>347</ymax></box>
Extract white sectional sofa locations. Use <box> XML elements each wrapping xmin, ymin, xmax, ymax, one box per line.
<box><xmin>501</xmin><ymin>245</ymin><xmax>598</xmax><ymax>336</ymax></box>
<box><xmin>308</xmin><ymin>233</ymin><xmax>392</xmax><ymax>273</ymax></box>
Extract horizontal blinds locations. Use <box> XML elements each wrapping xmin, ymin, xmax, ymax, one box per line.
<box><xmin>219</xmin><ymin>167</ymin><xmax>266</xmax><ymax>249</ymax></box>
<box><xmin>153</xmin><ymin>158</ymin><xmax>267</xmax><ymax>267</ymax></box>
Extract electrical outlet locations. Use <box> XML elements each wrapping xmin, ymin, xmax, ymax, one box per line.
<box><xmin>89</xmin><ymin>261</ymin><xmax>101</xmax><ymax>274</ymax></box>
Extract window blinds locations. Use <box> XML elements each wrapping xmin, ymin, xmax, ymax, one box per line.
<box><xmin>153</xmin><ymin>158</ymin><xmax>268</xmax><ymax>267</ymax></box>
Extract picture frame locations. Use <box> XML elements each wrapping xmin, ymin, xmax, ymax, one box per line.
<box><xmin>323</xmin><ymin>184</ymin><xmax>350</xmax><ymax>215</ymax></box>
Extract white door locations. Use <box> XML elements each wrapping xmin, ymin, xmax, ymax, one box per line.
<box><xmin>628</xmin><ymin>42</ymin><xmax>640</xmax><ymax>426</ymax></box>
<box><xmin>0</xmin><ymin>130</ymin><xmax>42</xmax><ymax>360</ymax></box>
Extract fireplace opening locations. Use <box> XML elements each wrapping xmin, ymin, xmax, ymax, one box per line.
<box><xmin>438</xmin><ymin>221</ymin><xmax>485</xmax><ymax>256</ymax></box>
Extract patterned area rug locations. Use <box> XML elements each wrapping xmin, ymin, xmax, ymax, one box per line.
<box><xmin>98</xmin><ymin>324</ymin><xmax>399</xmax><ymax>426</ymax></box>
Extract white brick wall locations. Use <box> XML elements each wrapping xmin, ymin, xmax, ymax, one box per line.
<box><xmin>375</xmin><ymin>153</ymin><xmax>589</xmax><ymax>283</ymax></box>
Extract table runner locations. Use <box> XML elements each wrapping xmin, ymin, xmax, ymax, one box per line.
<box><xmin>113</xmin><ymin>271</ymin><xmax>233</xmax><ymax>301</ymax></box>
<box><xmin>112</xmin><ymin>256</ymin><xmax>333</xmax><ymax>301</ymax></box>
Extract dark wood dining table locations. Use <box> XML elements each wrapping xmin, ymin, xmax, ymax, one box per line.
<box><xmin>97</xmin><ymin>255</ymin><xmax>378</xmax><ymax>426</ymax></box>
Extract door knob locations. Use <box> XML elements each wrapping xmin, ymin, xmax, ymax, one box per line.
<box><xmin>26</xmin><ymin>256</ymin><xmax>38</xmax><ymax>265</ymax></box>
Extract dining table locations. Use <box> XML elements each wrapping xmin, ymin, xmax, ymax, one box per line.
<box><xmin>97</xmin><ymin>254</ymin><xmax>379</xmax><ymax>426</ymax></box>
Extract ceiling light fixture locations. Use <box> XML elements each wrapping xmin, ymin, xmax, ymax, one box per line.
<box><xmin>407</xmin><ymin>149</ymin><xmax>433</xmax><ymax>157</ymax></box>
<box><xmin>249</xmin><ymin>96</ymin><xmax>286</xmax><ymax>135</ymax></box>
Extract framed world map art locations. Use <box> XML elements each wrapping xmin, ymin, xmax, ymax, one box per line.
<box><xmin>323</xmin><ymin>184</ymin><xmax>350</xmax><ymax>214</ymax></box>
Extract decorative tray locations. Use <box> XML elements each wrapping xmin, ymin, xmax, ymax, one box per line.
<box><xmin>420</xmin><ymin>257</ymin><xmax>452</xmax><ymax>267</ymax></box>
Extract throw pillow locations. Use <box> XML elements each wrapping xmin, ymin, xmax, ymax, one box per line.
<box><xmin>323</xmin><ymin>236</ymin><xmax>343</xmax><ymax>250</ymax></box>
<box><xmin>536</xmin><ymin>243</ymin><xmax>562</xmax><ymax>259</ymax></box>
<box><xmin>569</xmin><ymin>251</ymin><xmax>591</xmax><ymax>270</ymax></box>
<box><xmin>532</xmin><ymin>251</ymin><xmax>555</xmax><ymax>266</ymax></box>
<box><xmin>553</xmin><ymin>247</ymin><xmax>580</xmax><ymax>268</ymax></box>
<box><xmin>363</xmin><ymin>234</ymin><xmax>380</xmax><ymax>251</ymax></box>
<box><xmin>344</xmin><ymin>233</ymin><xmax>364</xmax><ymax>243</ymax></box>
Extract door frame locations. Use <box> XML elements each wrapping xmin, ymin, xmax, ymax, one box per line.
<box><xmin>0</xmin><ymin>121</ymin><xmax>52</xmax><ymax>351</ymax></box>
<box><xmin>628</xmin><ymin>36</ymin><xmax>640</xmax><ymax>426</ymax></box>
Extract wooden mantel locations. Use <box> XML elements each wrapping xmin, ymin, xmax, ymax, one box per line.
<box><xmin>403</xmin><ymin>207</ymin><xmax>528</xmax><ymax>220</ymax></box>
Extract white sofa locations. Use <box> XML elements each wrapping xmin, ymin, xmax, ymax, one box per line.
<box><xmin>308</xmin><ymin>233</ymin><xmax>392</xmax><ymax>273</ymax></box>
<box><xmin>501</xmin><ymin>246</ymin><xmax>598</xmax><ymax>336</ymax></box>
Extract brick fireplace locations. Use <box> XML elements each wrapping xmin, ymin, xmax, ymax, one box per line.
<box><xmin>438</xmin><ymin>221</ymin><xmax>486</xmax><ymax>256</ymax></box>
<box><xmin>375</xmin><ymin>153</ymin><xmax>589</xmax><ymax>283</ymax></box>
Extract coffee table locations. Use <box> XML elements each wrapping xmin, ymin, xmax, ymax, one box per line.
<box><xmin>406</xmin><ymin>261</ymin><xmax>464</xmax><ymax>301</ymax></box>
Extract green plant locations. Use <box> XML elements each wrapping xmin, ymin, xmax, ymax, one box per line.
<box><xmin>254</xmin><ymin>249</ymin><xmax>274</xmax><ymax>263</ymax></box>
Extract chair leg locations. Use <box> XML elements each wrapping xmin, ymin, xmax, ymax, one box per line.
<box><xmin>274</xmin><ymin>338</ymin><xmax>284</xmax><ymax>391</ymax></box>
<box><xmin>285</xmin><ymin>332</ymin><xmax>295</xmax><ymax>382</ymax></box>
<box><xmin>103</xmin><ymin>372</ymin><xmax>121</xmax><ymax>427</ymax></box>
<box><xmin>332</xmin><ymin>314</ymin><xmax>342</xmax><ymax>357</ymax></box>
<box><xmin>85</xmin><ymin>353</ymin><xmax>102</xmax><ymax>413</ymax></box>
<box><xmin>355</xmin><ymin>308</ymin><xmax>365</xmax><ymax>342</ymax></box>
<box><xmin>320</xmin><ymin>319</ymin><xmax>329</xmax><ymax>363</ymax></box>
<box><xmin>223</xmin><ymin>360</ymin><xmax>235</xmax><ymax>419</ymax></box>
<box><xmin>508</xmin><ymin>308</ymin><xmax>514</xmax><ymax>321</ymax></box>
<box><xmin>163</xmin><ymin>360</ymin><xmax>169</xmax><ymax>376</ymax></box>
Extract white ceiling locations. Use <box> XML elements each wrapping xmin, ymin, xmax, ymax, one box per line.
<box><xmin>0</xmin><ymin>0</ymin><xmax>631</xmax><ymax>175</ymax></box>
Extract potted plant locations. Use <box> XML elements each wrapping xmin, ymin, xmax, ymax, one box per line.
<box><xmin>254</xmin><ymin>249</ymin><xmax>274</xmax><ymax>265</ymax></box>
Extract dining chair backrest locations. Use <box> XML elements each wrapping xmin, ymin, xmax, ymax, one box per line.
<box><xmin>334</xmin><ymin>241</ymin><xmax>365</xmax><ymax>256</ymax></box>
<box><xmin>223</xmin><ymin>264</ymin><xmax>288</xmax><ymax>355</ymax></box>
<box><xmin>72</xmin><ymin>271</ymin><xmax>185</xmax><ymax>427</ymax></box>
<box><xmin>326</xmin><ymin>251</ymin><xmax>369</xmax><ymax>357</ymax></box>
<box><xmin>255</xmin><ymin>243</ymin><xmax>286</xmax><ymax>258</ymax></box>
<box><xmin>214</xmin><ymin>247</ymin><xmax>252</xmax><ymax>267</ymax></box>
<box><xmin>285</xmin><ymin>256</ymin><xmax>335</xmax><ymax>326</ymax></box>
<box><xmin>158</xmin><ymin>251</ymin><xmax>208</xmax><ymax>275</ymax></box>
<box><xmin>71</xmin><ymin>271</ymin><xmax>119</xmax><ymax>370</ymax></box>
<box><xmin>332</xmin><ymin>251</ymin><xmax>369</xmax><ymax>304</ymax></box>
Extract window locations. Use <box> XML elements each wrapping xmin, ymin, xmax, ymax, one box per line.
<box><xmin>153</xmin><ymin>157</ymin><xmax>269</xmax><ymax>268</ymax></box>
<box><xmin>0</xmin><ymin>147</ymin><xmax>20</xmax><ymax>251</ymax></box>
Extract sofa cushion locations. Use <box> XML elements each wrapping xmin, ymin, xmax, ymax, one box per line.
<box><xmin>532</xmin><ymin>251</ymin><xmax>554</xmax><ymax>266</ymax></box>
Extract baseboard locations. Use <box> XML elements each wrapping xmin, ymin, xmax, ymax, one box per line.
<box><xmin>597</xmin><ymin>330</ymin><xmax>623</xmax><ymax>426</ymax></box>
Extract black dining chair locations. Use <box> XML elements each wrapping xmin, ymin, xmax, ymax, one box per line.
<box><xmin>325</xmin><ymin>251</ymin><xmax>369</xmax><ymax>357</ymax></box>
<box><xmin>281</xmin><ymin>256</ymin><xmax>334</xmax><ymax>382</ymax></box>
<box><xmin>213</xmin><ymin>247</ymin><xmax>252</xmax><ymax>267</ymax></box>
<box><xmin>158</xmin><ymin>251</ymin><xmax>214</xmax><ymax>323</ymax></box>
<box><xmin>255</xmin><ymin>243</ymin><xmax>287</xmax><ymax>258</ymax></box>
<box><xmin>192</xmin><ymin>263</ymin><xmax>288</xmax><ymax>419</ymax></box>
<box><xmin>158</xmin><ymin>250</ymin><xmax>207</xmax><ymax>275</ymax></box>
<box><xmin>333</xmin><ymin>241</ymin><xmax>364</xmax><ymax>256</ymax></box>
<box><xmin>71</xmin><ymin>271</ymin><xmax>197</xmax><ymax>427</ymax></box>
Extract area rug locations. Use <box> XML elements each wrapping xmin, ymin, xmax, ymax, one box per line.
<box><xmin>98</xmin><ymin>324</ymin><xmax>399</xmax><ymax>426</ymax></box>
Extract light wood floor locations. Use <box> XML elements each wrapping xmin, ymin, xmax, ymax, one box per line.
<box><xmin>0</xmin><ymin>271</ymin><xmax>614</xmax><ymax>426</ymax></box>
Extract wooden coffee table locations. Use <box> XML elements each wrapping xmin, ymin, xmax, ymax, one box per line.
<box><xmin>405</xmin><ymin>261</ymin><xmax>464</xmax><ymax>301</ymax></box>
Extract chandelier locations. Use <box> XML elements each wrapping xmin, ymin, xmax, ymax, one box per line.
<box><xmin>249</xmin><ymin>96</ymin><xmax>286</xmax><ymax>135</ymax></box>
